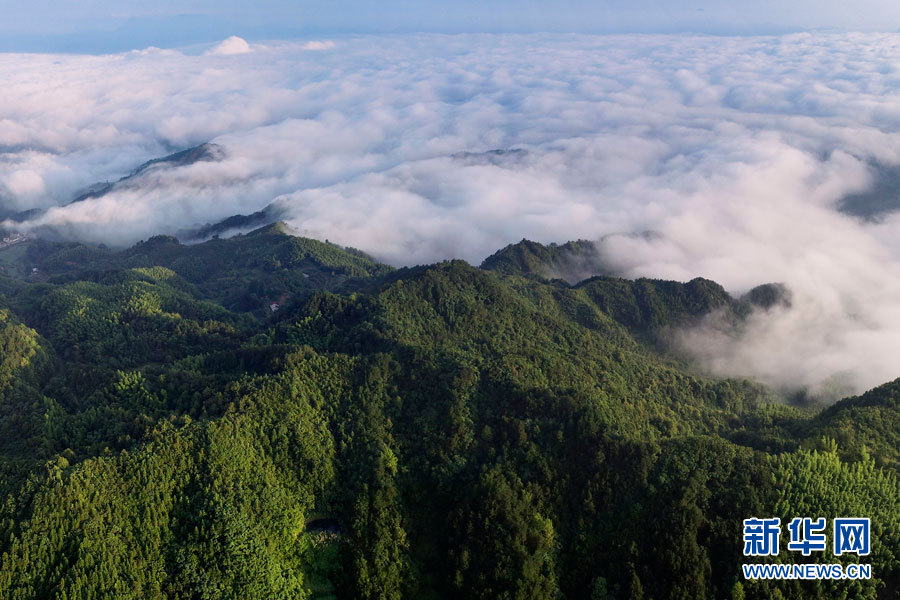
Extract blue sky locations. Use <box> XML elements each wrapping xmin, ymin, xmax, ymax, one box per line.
<box><xmin>3</xmin><ymin>0</ymin><xmax>900</xmax><ymax>52</ymax></box>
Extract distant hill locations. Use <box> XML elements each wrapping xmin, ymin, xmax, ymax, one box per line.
<box><xmin>17</xmin><ymin>221</ymin><xmax>392</xmax><ymax>314</ymax></box>
<box><xmin>838</xmin><ymin>161</ymin><xmax>900</xmax><ymax>219</ymax></box>
<box><xmin>1</xmin><ymin>143</ymin><xmax>227</xmax><ymax>236</ymax></box>
<box><xmin>574</xmin><ymin>275</ymin><xmax>736</xmax><ymax>332</ymax></box>
<box><xmin>480</xmin><ymin>238</ymin><xmax>603</xmax><ymax>281</ymax></box>
<box><xmin>179</xmin><ymin>204</ymin><xmax>288</xmax><ymax>241</ymax></box>
<box><xmin>451</xmin><ymin>148</ymin><xmax>529</xmax><ymax>166</ymax></box>
<box><xmin>69</xmin><ymin>142</ymin><xmax>223</xmax><ymax>204</ymax></box>
<box><xmin>0</xmin><ymin>207</ymin><xmax>42</xmax><ymax>226</ymax></box>
<box><xmin>483</xmin><ymin>237</ymin><xmax>791</xmax><ymax>319</ymax></box>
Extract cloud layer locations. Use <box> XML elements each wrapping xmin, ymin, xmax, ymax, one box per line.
<box><xmin>3</xmin><ymin>33</ymin><xmax>900</xmax><ymax>397</ymax></box>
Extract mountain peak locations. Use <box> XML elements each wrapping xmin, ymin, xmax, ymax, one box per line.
<box><xmin>480</xmin><ymin>238</ymin><xmax>601</xmax><ymax>282</ymax></box>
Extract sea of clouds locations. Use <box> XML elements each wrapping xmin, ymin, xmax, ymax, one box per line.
<box><xmin>3</xmin><ymin>32</ymin><xmax>900</xmax><ymax>397</ymax></box>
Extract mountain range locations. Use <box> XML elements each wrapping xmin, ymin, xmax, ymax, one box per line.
<box><xmin>0</xmin><ymin>222</ymin><xmax>896</xmax><ymax>599</ymax></box>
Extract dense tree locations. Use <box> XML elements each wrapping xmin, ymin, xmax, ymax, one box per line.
<box><xmin>0</xmin><ymin>227</ymin><xmax>896</xmax><ymax>599</ymax></box>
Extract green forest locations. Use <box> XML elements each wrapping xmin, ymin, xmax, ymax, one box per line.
<box><xmin>0</xmin><ymin>224</ymin><xmax>896</xmax><ymax>599</ymax></box>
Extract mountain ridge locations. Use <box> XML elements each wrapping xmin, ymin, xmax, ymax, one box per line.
<box><xmin>0</xmin><ymin>224</ymin><xmax>896</xmax><ymax>600</ymax></box>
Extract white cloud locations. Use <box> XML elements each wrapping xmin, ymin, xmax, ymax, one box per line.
<box><xmin>205</xmin><ymin>36</ymin><xmax>252</xmax><ymax>56</ymax></box>
<box><xmin>4</xmin><ymin>169</ymin><xmax>46</xmax><ymax>200</ymax></box>
<box><xmin>301</xmin><ymin>41</ymin><xmax>336</xmax><ymax>51</ymax></box>
<box><xmin>3</xmin><ymin>33</ymin><xmax>900</xmax><ymax>396</ymax></box>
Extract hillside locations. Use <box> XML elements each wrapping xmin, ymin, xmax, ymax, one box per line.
<box><xmin>480</xmin><ymin>238</ymin><xmax>602</xmax><ymax>281</ymax></box>
<box><xmin>14</xmin><ymin>222</ymin><xmax>392</xmax><ymax>315</ymax></box>
<box><xmin>0</xmin><ymin>231</ymin><xmax>896</xmax><ymax>600</ymax></box>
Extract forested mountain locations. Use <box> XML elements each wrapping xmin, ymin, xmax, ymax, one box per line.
<box><xmin>0</xmin><ymin>225</ymin><xmax>896</xmax><ymax>599</ymax></box>
<box><xmin>480</xmin><ymin>238</ymin><xmax>602</xmax><ymax>281</ymax></box>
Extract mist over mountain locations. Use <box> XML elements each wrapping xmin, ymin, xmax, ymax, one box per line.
<box><xmin>4</xmin><ymin>6</ymin><xmax>900</xmax><ymax>596</ymax></box>
<box><xmin>69</xmin><ymin>142</ymin><xmax>224</xmax><ymax>205</ymax></box>
<box><xmin>2</xmin><ymin>33</ymin><xmax>900</xmax><ymax>397</ymax></box>
<box><xmin>181</xmin><ymin>205</ymin><xmax>288</xmax><ymax>241</ymax></box>
<box><xmin>838</xmin><ymin>161</ymin><xmax>900</xmax><ymax>219</ymax></box>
